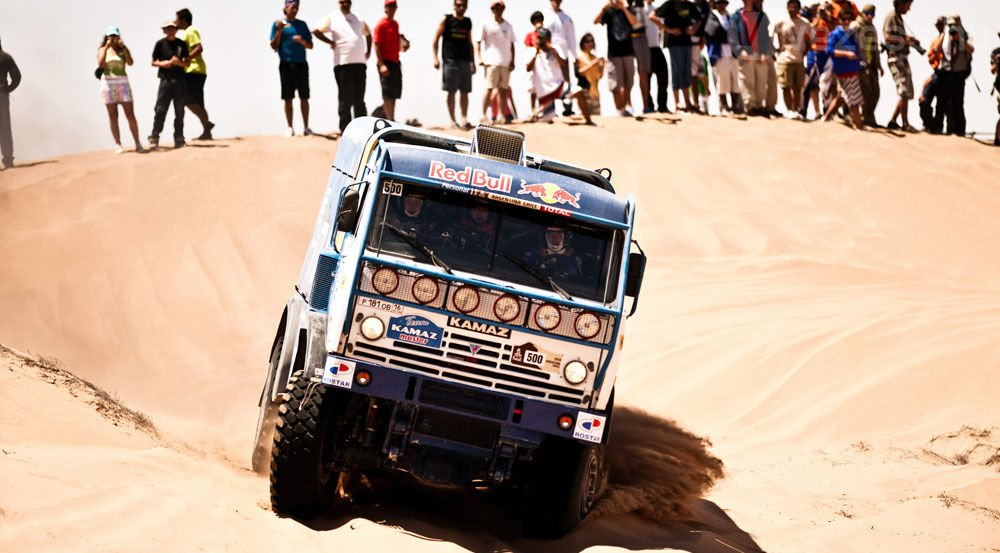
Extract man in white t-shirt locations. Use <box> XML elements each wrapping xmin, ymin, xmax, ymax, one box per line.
<box><xmin>774</xmin><ymin>0</ymin><xmax>814</xmax><ymax>117</ymax></box>
<box><xmin>546</xmin><ymin>0</ymin><xmax>577</xmax><ymax>115</ymax></box>
<box><xmin>528</xmin><ymin>28</ymin><xmax>592</xmax><ymax>124</ymax></box>
<box><xmin>313</xmin><ymin>0</ymin><xmax>372</xmax><ymax>132</ymax></box>
<box><xmin>476</xmin><ymin>1</ymin><xmax>516</xmax><ymax>124</ymax></box>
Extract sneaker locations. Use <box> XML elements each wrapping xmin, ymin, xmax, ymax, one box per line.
<box><xmin>173</xmin><ymin>140</ymin><xmax>186</xmax><ymax>149</ymax></box>
<box><xmin>114</xmin><ymin>145</ymin><xmax>125</xmax><ymax>155</ymax></box>
<box><xmin>135</xmin><ymin>145</ymin><xmax>147</xmax><ymax>154</ymax></box>
<box><xmin>283</xmin><ymin>128</ymin><xmax>295</xmax><ymax>138</ymax></box>
<box><xmin>303</xmin><ymin>127</ymin><xmax>314</xmax><ymax>136</ymax></box>
<box><xmin>196</xmin><ymin>130</ymin><xmax>213</xmax><ymax>141</ymax></box>
<box><xmin>503</xmin><ymin>115</ymin><xmax>514</xmax><ymax>124</ymax></box>
<box><xmin>657</xmin><ymin>107</ymin><xmax>672</xmax><ymax>114</ymax></box>
<box><xmin>642</xmin><ymin>106</ymin><xmax>655</xmax><ymax>114</ymax></box>
<box><xmin>623</xmin><ymin>106</ymin><xmax>635</xmax><ymax>117</ymax></box>
<box><xmin>148</xmin><ymin>135</ymin><xmax>159</xmax><ymax>148</ymax></box>
<box><xmin>886</xmin><ymin>121</ymin><xmax>900</xmax><ymax>130</ymax></box>
<box><xmin>901</xmin><ymin>124</ymin><xmax>917</xmax><ymax>133</ymax></box>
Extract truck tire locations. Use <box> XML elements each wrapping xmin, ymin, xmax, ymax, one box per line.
<box><xmin>269</xmin><ymin>370</ymin><xmax>343</xmax><ymax>519</ymax></box>
<box><xmin>522</xmin><ymin>439</ymin><xmax>607</xmax><ymax>539</ymax></box>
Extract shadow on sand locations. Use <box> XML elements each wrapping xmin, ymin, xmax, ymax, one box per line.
<box><xmin>298</xmin><ymin>407</ymin><xmax>762</xmax><ymax>553</ymax></box>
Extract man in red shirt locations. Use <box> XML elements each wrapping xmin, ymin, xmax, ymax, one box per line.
<box><xmin>374</xmin><ymin>0</ymin><xmax>406</xmax><ymax>121</ymax></box>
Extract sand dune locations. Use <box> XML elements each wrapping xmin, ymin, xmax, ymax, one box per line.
<box><xmin>1</xmin><ymin>116</ymin><xmax>999</xmax><ymax>552</ymax></box>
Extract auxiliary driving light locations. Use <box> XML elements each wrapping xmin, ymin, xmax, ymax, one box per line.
<box><xmin>355</xmin><ymin>369</ymin><xmax>372</xmax><ymax>386</ymax></box>
<box><xmin>574</xmin><ymin>312</ymin><xmax>601</xmax><ymax>340</ymax></box>
<box><xmin>372</xmin><ymin>267</ymin><xmax>399</xmax><ymax>295</ymax></box>
<box><xmin>360</xmin><ymin>316</ymin><xmax>386</xmax><ymax>340</ymax></box>
<box><xmin>563</xmin><ymin>360</ymin><xmax>587</xmax><ymax>385</ymax></box>
<box><xmin>557</xmin><ymin>414</ymin><xmax>574</xmax><ymax>430</ymax></box>
<box><xmin>412</xmin><ymin>276</ymin><xmax>439</xmax><ymax>304</ymax></box>
<box><xmin>453</xmin><ymin>285</ymin><xmax>481</xmax><ymax>313</ymax></box>
<box><xmin>535</xmin><ymin>303</ymin><xmax>561</xmax><ymax>331</ymax></box>
<box><xmin>493</xmin><ymin>294</ymin><xmax>521</xmax><ymax>322</ymax></box>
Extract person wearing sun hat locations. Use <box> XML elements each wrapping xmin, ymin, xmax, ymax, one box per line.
<box><xmin>850</xmin><ymin>4</ymin><xmax>881</xmax><ymax>127</ymax></box>
<box><xmin>149</xmin><ymin>18</ymin><xmax>190</xmax><ymax>148</ymax></box>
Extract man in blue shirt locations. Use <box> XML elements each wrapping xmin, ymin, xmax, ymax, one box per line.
<box><xmin>824</xmin><ymin>10</ymin><xmax>864</xmax><ymax>129</ymax></box>
<box><xmin>270</xmin><ymin>0</ymin><xmax>314</xmax><ymax>137</ymax></box>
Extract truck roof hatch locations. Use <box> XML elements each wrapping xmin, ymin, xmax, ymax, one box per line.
<box><xmin>471</xmin><ymin>125</ymin><xmax>525</xmax><ymax>166</ymax></box>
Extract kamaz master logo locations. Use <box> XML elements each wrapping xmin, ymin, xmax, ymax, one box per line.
<box><xmin>448</xmin><ymin>317</ymin><xmax>511</xmax><ymax>338</ymax></box>
<box><xmin>387</xmin><ymin>315</ymin><xmax>443</xmax><ymax>348</ymax></box>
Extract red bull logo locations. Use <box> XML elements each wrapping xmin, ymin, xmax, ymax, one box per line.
<box><xmin>428</xmin><ymin>161</ymin><xmax>513</xmax><ymax>193</ymax></box>
<box><xmin>517</xmin><ymin>181</ymin><xmax>582</xmax><ymax>209</ymax></box>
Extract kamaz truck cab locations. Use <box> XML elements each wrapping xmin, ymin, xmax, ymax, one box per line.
<box><xmin>254</xmin><ymin>118</ymin><xmax>645</xmax><ymax>537</ymax></box>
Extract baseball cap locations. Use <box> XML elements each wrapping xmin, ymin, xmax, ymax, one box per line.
<box><xmin>106</xmin><ymin>25</ymin><xmax>121</xmax><ymax>36</ymax></box>
<box><xmin>161</xmin><ymin>19</ymin><xmax>177</xmax><ymax>29</ymax></box>
<box><xmin>385</xmin><ymin>0</ymin><xmax>397</xmax><ymax>6</ymax></box>
<box><xmin>862</xmin><ymin>4</ymin><xmax>875</xmax><ymax>14</ymax></box>
<box><xmin>536</xmin><ymin>27</ymin><xmax>551</xmax><ymax>41</ymax></box>
<box><xmin>285</xmin><ymin>0</ymin><xmax>299</xmax><ymax>6</ymax></box>
<box><xmin>491</xmin><ymin>0</ymin><xmax>505</xmax><ymax>7</ymax></box>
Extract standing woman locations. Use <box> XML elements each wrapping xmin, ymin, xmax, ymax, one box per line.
<box><xmin>98</xmin><ymin>26</ymin><xmax>145</xmax><ymax>153</ymax></box>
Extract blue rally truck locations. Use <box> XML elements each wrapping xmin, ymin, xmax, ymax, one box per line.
<box><xmin>253</xmin><ymin>118</ymin><xmax>645</xmax><ymax>537</ymax></box>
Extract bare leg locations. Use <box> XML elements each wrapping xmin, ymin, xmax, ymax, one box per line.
<box><xmin>383</xmin><ymin>98</ymin><xmax>396</xmax><ymax>121</ymax></box>
<box><xmin>187</xmin><ymin>103</ymin><xmax>210</xmax><ymax>131</ymax></box>
<box><xmin>638</xmin><ymin>73</ymin><xmax>651</xmax><ymax>111</ymax></box>
<box><xmin>573</xmin><ymin>90</ymin><xmax>592</xmax><ymax>124</ymax></box>
<box><xmin>824</xmin><ymin>96</ymin><xmax>844</xmax><ymax>121</ymax></box>
<box><xmin>459</xmin><ymin>92</ymin><xmax>469</xmax><ymax>126</ymax></box>
<box><xmin>284</xmin><ymin>100</ymin><xmax>294</xmax><ymax>128</ymax></box>
<box><xmin>849</xmin><ymin>105</ymin><xmax>864</xmax><ymax>130</ymax></box>
<box><xmin>482</xmin><ymin>88</ymin><xmax>493</xmax><ymax>120</ymax></box>
<box><xmin>301</xmin><ymin>98</ymin><xmax>310</xmax><ymax>130</ymax></box>
<box><xmin>121</xmin><ymin>102</ymin><xmax>143</xmax><ymax>149</ymax></box>
<box><xmin>446</xmin><ymin>91</ymin><xmax>457</xmax><ymax>124</ymax></box>
<box><xmin>105</xmin><ymin>103</ymin><xmax>122</xmax><ymax>146</ymax></box>
<box><xmin>899</xmin><ymin>98</ymin><xmax>910</xmax><ymax>128</ymax></box>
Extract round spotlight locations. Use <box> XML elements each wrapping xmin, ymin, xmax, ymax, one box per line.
<box><xmin>563</xmin><ymin>360</ymin><xmax>588</xmax><ymax>385</ymax></box>
<box><xmin>574</xmin><ymin>312</ymin><xmax>601</xmax><ymax>340</ymax></box>
<box><xmin>557</xmin><ymin>414</ymin><xmax>574</xmax><ymax>430</ymax></box>
<box><xmin>493</xmin><ymin>294</ymin><xmax>521</xmax><ymax>322</ymax></box>
<box><xmin>372</xmin><ymin>267</ymin><xmax>399</xmax><ymax>295</ymax></box>
<box><xmin>453</xmin><ymin>286</ymin><xmax>481</xmax><ymax>313</ymax></box>
<box><xmin>360</xmin><ymin>316</ymin><xmax>386</xmax><ymax>340</ymax></box>
<box><xmin>411</xmin><ymin>276</ymin><xmax>439</xmax><ymax>304</ymax></box>
<box><xmin>534</xmin><ymin>303</ymin><xmax>561</xmax><ymax>331</ymax></box>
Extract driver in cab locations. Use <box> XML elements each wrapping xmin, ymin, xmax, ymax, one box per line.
<box><xmin>525</xmin><ymin>225</ymin><xmax>582</xmax><ymax>278</ymax></box>
<box><xmin>386</xmin><ymin>190</ymin><xmax>431</xmax><ymax>236</ymax></box>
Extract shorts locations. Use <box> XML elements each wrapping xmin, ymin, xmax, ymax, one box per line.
<box><xmin>185</xmin><ymin>72</ymin><xmax>207</xmax><ymax>107</ymax></box>
<box><xmin>777</xmin><ymin>62</ymin><xmax>805</xmax><ymax>92</ymax></box>
<box><xmin>537</xmin><ymin>82</ymin><xmax>565</xmax><ymax>106</ymax></box>
<box><xmin>837</xmin><ymin>73</ymin><xmax>863</xmax><ymax>107</ymax></box>
<box><xmin>607</xmin><ymin>55</ymin><xmax>635</xmax><ymax>92</ymax></box>
<box><xmin>380</xmin><ymin>60</ymin><xmax>402</xmax><ymax>99</ymax></box>
<box><xmin>632</xmin><ymin>35</ymin><xmax>651</xmax><ymax>74</ymax></box>
<box><xmin>713</xmin><ymin>56</ymin><xmax>739</xmax><ymax>95</ymax></box>
<box><xmin>668</xmin><ymin>46</ymin><xmax>693</xmax><ymax>90</ymax></box>
<box><xmin>888</xmin><ymin>57</ymin><xmax>914</xmax><ymax>100</ymax></box>
<box><xmin>100</xmin><ymin>75</ymin><xmax>133</xmax><ymax>104</ymax></box>
<box><xmin>442</xmin><ymin>60</ymin><xmax>473</xmax><ymax>93</ymax></box>
<box><xmin>279</xmin><ymin>61</ymin><xmax>310</xmax><ymax>100</ymax></box>
<box><xmin>484</xmin><ymin>65</ymin><xmax>511</xmax><ymax>89</ymax></box>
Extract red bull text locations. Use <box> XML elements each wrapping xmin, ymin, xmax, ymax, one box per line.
<box><xmin>429</xmin><ymin>161</ymin><xmax>513</xmax><ymax>193</ymax></box>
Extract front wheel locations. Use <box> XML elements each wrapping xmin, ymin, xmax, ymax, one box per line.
<box><xmin>522</xmin><ymin>439</ymin><xmax>607</xmax><ymax>539</ymax></box>
<box><xmin>269</xmin><ymin>370</ymin><xmax>344</xmax><ymax>518</ymax></box>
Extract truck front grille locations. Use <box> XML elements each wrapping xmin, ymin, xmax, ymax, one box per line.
<box><xmin>413</xmin><ymin>408</ymin><xmax>500</xmax><ymax>450</ymax></box>
<box><xmin>418</xmin><ymin>381</ymin><xmax>511</xmax><ymax>420</ymax></box>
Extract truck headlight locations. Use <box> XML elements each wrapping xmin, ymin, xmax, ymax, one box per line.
<box><xmin>360</xmin><ymin>316</ymin><xmax>386</xmax><ymax>340</ymax></box>
<box><xmin>563</xmin><ymin>360</ymin><xmax>587</xmax><ymax>385</ymax></box>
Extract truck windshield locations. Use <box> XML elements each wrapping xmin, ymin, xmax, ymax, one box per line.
<box><xmin>367</xmin><ymin>181</ymin><xmax>623</xmax><ymax>303</ymax></box>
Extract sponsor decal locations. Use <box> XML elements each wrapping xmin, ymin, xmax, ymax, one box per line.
<box><xmin>382</xmin><ymin>180</ymin><xmax>404</xmax><ymax>196</ymax></box>
<box><xmin>428</xmin><ymin>160</ymin><xmax>513</xmax><ymax>193</ymax></box>
<box><xmin>573</xmin><ymin>414</ymin><xmax>606</xmax><ymax>443</ymax></box>
<box><xmin>511</xmin><ymin>342</ymin><xmax>562</xmax><ymax>372</ymax></box>
<box><xmin>387</xmin><ymin>315</ymin><xmax>443</xmax><ymax>348</ymax></box>
<box><xmin>469</xmin><ymin>344</ymin><xmax>482</xmax><ymax>357</ymax></box>
<box><xmin>322</xmin><ymin>357</ymin><xmax>356</xmax><ymax>389</ymax></box>
<box><xmin>447</xmin><ymin>316</ymin><xmax>512</xmax><ymax>338</ymax></box>
<box><xmin>517</xmin><ymin>180</ymin><xmax>582</xmax><ymax>209</ymax></box>
<box><xmin>358</xmin><ymin>296</ymin><xmax>404</xmax><ymax>315</ymax></box>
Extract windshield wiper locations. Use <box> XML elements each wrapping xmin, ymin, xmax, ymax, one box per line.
<box><xmin>381</xmin><ymin>223</ymin><xmax>454</xmax><ymax>275</ymax></box>
<box><xmin>501</xmin><ymin>250</ymin><xmax>573</xmax><ymax>301</ymax></box>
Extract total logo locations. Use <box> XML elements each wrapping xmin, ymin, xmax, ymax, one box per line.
<box><xmin>517</xmin><ymin>180</ymin><xmax>582</xmax><ymax>209</ymax></box>
<box><xmin>573</xmin><ymin>413</ymin><xmax>606</xmax><ymax>443</ymax></box>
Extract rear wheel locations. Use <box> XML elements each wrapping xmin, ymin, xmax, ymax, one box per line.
<box><xmin>269</xmin><ymin>370</ymin><xmax>344</xmax><ymax>518</ymax></box>
<box><xmin>522</xmin><ymin>439</ymin><xmax>607</xmax><ymax>539</ymax></box>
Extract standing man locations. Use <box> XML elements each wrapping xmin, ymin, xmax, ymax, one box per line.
<box><xmin>374</xmin><ymin>0</ymin><xmax>404</xmax><ymax>121</ymax></box>
<box><xmin>434</xmin><ymin>0</ymin><xmax>475</xmax><ymax>130</ymax></box>
<box><xmin>883</xmin><ymin>0</ymin><xmax>919</xmax><ymax>132</ymax></box>
<box><xmin>477</xmin><ymin>1</ymin><xmax>515</xmax><ymax>125</ymax></box>
<box><xmin>547</xmin><ymin>0</ymin><xmax>577</xmax><ymax>115</ymax></box>
<box><xmin>652</xmin><ymin>0</ymin><xmax>697</xmax><ymax>113</ymax></box>
<box><xmin>706</xmin><ymin>0</ymin><xmax>743</xmax><ymax>116</ymax></box>
<box><xmin>150</xmin><ymin>19</ymin><xmax>189</xmax><ymax>148</ymax></box>
<box><xmin>991</xmin><ymin>35</ymin><xmax>1000</xmax><ymax>146</ymax></box>
<box><xmin>851</xmin><ymin>5</ymin><xmax>881</xmax><ymax>127</ymax></box>
<box><xmin>175</xmin><ymin>8</ymin><xmax>214</xmax><ymax>140</ymax></box>
<box><xmin>595</xmin><ymin>1</ymin><xmax>638</xmax><ymax>117</ymax></box>
<box><xmin>0</xmin><ymin>37</ymin><xmax>21</xmax><ymax>170</ymax></box>
<box><xmin>270</xmin><ymin>0</ymin><xmax>313</xmax><ymax>137</ymax></box>
<box><xmin>774</xmin><ymin>0</ymin><xmax>813</xmax><ymax>118</ymax></box>
<box><xmin>728</xmin><ymin>0</ymin><xmax>772</xmax><ymax>116</ymax></box>
<box><xmin>315</xmin><ymin>0</ymin><xmax>371</xmax><ymax>133</ymax></box>
<box><xmin>936</xmin><ymin>15</ymin><xmax>974</xmax><ymax>137</ymax></box>
<box><xmin>644</xmin><ymin>0</ymin><xmax>670</xmax><ymax>113</ymax></box>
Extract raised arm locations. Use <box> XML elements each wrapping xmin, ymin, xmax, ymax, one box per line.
<box><xmin>594</xmin><ymin>3</ymin><xmax>610</xmax><ymax>25</ymax></box>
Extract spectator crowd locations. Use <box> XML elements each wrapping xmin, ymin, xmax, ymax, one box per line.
<box><xmin>0</xmin><ymin>0</ymin><xmax>998</xmax><ymax>169</ymax></box>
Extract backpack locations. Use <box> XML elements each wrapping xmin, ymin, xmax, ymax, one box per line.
<box><xmin>704</xmin><ymin>12</ymin><xmax>728</xmax><ymax>44</ymax></box>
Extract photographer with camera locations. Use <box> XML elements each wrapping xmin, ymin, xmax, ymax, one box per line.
<box><xmin>882</xmin><ymin>0</ymin><xmax>920</xmax><ymax>132</ymax></box>
<box><xmin>934</xmin><ymin>15</ymin><xmax>974</xmax><ymax>137</ymax></box>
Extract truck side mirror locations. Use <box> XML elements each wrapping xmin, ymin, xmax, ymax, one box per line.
<box><xmin>336</xmin><ymin>188</ymin><xmax>360</xmax><ymax>234</ymax></box>
<box><xmin>625</xmin><ymin>241</ymin><xmax>645</xmax><ymax>318</ymax></box>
